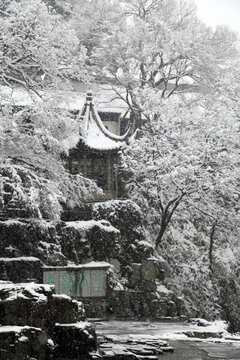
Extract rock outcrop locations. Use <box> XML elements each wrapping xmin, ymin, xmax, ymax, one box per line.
<box><xmin>53</xmin><ymin>322</ymin><xmax>97</xmax><ymax>359</ymax></box>
<box><xmin>98</xmin><ymin>334</ymin><xmax>174</xmax><ymax>360</ymax></box>
<box><xmin>0</xmin><ymin>282</ymin><xmax>81</xmax><ymax>332</ymax></box>
<box><xmin>0</xmin><ymin>199</ymin><xmax>186</xmax><ymax>320</ymax></box>
<box><xmin>0</xmin><ymin>219</ymin><xmax>66</xmax><ymax>266</ymax></box>
<box><xmin>60</xmin><ymin>220</ymin><xmax>120</xmax><ymax>264</ymax></box>
<box><xmin>0</xmin><ymin>326</ymin><xmax>51</xmax><ymax>360</ymax></box>
<box><xmin>0</xmin><ymin>281</ymin><xmax>96</xmax><ymax>359</ymax></box>
<box><xmin>0</xmin><ymin>257</ymin><xmax>42</xmax><ymax>283</ymax></box>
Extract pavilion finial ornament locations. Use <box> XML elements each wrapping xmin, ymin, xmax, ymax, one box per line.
<box><xmin>86</xmin><ymin>89</ymin><xmax>93</xmax><ymax>103</ymax></box>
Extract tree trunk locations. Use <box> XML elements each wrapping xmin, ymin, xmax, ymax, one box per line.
<box><xmin>130</xmin><ymin>100</ymin><xmax>142</xmax><ymax>132</ymax></box>
<box><xmin>155</xmin><ymin>193</ymin><xmax>185</xmax><ymax>248</ymax></box>
<box><xmin>155</xmin><ymin>214</ymin><xmax>168</xmax><ymax>247</ymax></box>
<box><xmin>209</xmin><ymin>221</ymin><xmax>217</xmax><ymax>275</ymax></box>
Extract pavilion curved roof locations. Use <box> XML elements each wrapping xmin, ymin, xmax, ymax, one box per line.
<box><xmin>79</xmin><ymin>91</ymin><xmax>131</xmax><ymax>151</ymax></box>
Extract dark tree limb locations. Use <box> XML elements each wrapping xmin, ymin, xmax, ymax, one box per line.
<box><xmin>209</xmin><ymin>220</ymin><xmax>218</xmax><ymax>275</ymax></box>
<box><xmin>155</xmin><ymin>192</ymin><xmax>186</xmax><ymax>247</ymax></box>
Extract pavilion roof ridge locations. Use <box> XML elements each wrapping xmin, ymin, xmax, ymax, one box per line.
<box><xmin>79</xmin><ymin>91</ymin><xmax>131</xmax><ymax>151</ymax></box>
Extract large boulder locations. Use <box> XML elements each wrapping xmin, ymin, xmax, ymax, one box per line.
<box><xmin>91</xmin><ymin>201</ymin><xmax>154</xmax><ymax>272</ymax></box>
<box><xmin>53</xmin><ymin>322</ymin><xmax>97</xmax><ymax>359</ymax></box>
<box><xmin>0</xmin><ymin>219</ymin><xmax>66</xmax><ymax>266</ymax></box>
<box><xmin>108</xmin><ymin>284</ymin><xmax>184</xmax><ymax>320</ymax></box>
<box><xmin>0</xmin><ymin>257</ymin><xmax>42</xmax><ymax>283</ymax></box>
<box><xmin>0</xmin><ymin>282</ymin><xmax>80</xmax><ymax>333</ymax></box>
<box><xmin>0</xmin><ymin>281</ymin><xmax>97</xmax><ymax>359</ymax></box>
<box><xmin>60</xmin><ymin>220</ymin><xmax>120</xmax><ymax>264</ymax></box>
<box><xmin>0</xmin><ymin>326</ymin><xmax>51</xmax><ymax>360</ymax></box>
<box><xmin>91</xmin><ymin>200</ymin><xmax>146</xmax><ymax>245</ymax></box>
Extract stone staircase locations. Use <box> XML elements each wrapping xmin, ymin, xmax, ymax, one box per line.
<box><xmin>0</xmin><ymin>198</ymin><xmax>22</xmax><ymax>221</ymax></box>
<box><xmin>0</xmin><ymin>207</ymin><xmax>8</xmax><ymax>221</ymax></box>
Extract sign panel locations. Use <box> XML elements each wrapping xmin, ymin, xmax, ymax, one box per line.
<box><xmin>91</xmin><ymin>269</ymin><xmax>106</xmax><ymax>297</ymax></box>
<box><xmin>43</xmin><ymin>265</ymin><xmax>109</xmax><ymax>298</ymax></box>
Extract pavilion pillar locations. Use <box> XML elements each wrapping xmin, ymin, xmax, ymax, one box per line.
<box><xmin>69</xmin><ymin>158</ymin><xmax>72</xmax><ymax>173</ymax></box>
<box><xmin>83</xmin><ymin>154</ymin><xmax>87</xmax><ymax>177</ymax></box>
<box><xmin>115</xmin><ymin>158</ymin><xmax>119</xmax><ymax>199</ymax></box>
<box><xmin>107</xmin><ymin>154</ymin><xmax>111</xmax><ymax>191</ymax></box>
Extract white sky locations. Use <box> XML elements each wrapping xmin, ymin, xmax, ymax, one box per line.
<box><xmin>194</xmin><ymin>0</ymin><xmax>240</xmax><ymax>34</ymax></box>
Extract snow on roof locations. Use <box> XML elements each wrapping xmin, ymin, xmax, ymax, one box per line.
<box><xmin>0</xmin><ymin>84</ymin><xmax>131</xmax><ymax>151</ymax></box>
<box><xmin>80</xmin><ymin>92</ymin><xmax>130</xmax><ymax>151</ymax></box>
<box><xmin>81</xmin><ymin>108</ymin><xmax>122</xmax><ymax>150</ymax></box>
<box><xmin>67</xmin><ymin>261</ymin><xmax>111</xmax><ymax>268</ymax></box>
<box><xmin>43</xmin><ymin>261</ymin><xmax>111</xmax><ymax>270</ymax></box>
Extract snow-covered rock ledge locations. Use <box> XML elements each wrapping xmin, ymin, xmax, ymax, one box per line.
<box><xmin>0</xmin><ymin>325</ymin><xmax>52</xmax><ymax>360</ymax></box>
<box><xmin>0</xmin><ymin>281</ymin><xmax>98</xmax><ymax>359</ymax></box>
<box><xmin>0</xmin><ymin>256</ymin><xmax>43</xmax><ymax>283</ymax></box>
<box><xmin>0</xmin><ymin>281</ymin><xmax>82</xmax><ymax>332</ymax></box>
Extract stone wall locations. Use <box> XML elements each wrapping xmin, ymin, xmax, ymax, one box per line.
<box><xmin>108</xmin><ymin>289</ymin><xmax>184</xmax><ymax>320</ymax></box>
<box><xmin>0</xmin><ymin>257</ymin><xmax>42</xmax><ymax>283</ymax></box>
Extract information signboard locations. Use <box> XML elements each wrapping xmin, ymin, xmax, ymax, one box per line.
<box><xmin>43</xmin><ymin>265</ymin><xmax>109</xmax><ymax>298</ymax></box>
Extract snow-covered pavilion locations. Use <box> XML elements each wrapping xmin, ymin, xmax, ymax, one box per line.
<box><xmin>0</xmin><ymin>83</ymin><xmax>133</xmax><ymax>200</ymax></box>
<box><xmin>68</xmin><ymin>91</ymin><xmax>131</xmax><ymax>200</ymax></box>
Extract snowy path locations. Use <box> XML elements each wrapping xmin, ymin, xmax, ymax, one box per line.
<box><xmin>95</xmin><ymin>321</ymin><xmax>240</xmax><ymax>359</ymax></box>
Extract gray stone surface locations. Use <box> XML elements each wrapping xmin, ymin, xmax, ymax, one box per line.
<box><xmin>0</xmin><ymin>281</ymin><xmax>97</xmax><ymax>359</ymax></box>
<box><xmin>0</xmin><ymin>219</ymin><xmax>66</xmax><ymax>266</ymax></box>
<box><xmin>0</xmin><ymin>326</ymin><xmax>50</xmax><ymax>360</ymax></box>
<box><xmin>141</xmin><ymin>260</ymin><xmax>156</xmax><ymax>283</ymax></box>
<box><xmin>0</xmin><ymin>282</ymin><xmax>80</xmax><ymax>333</ymax></box>
<box><xmin>0</xmin><ymin>200</ymin><xmax>184</xmax><ymax>321</ymax></box>
<box><xmin>98</xmin><ymin>334</ymin><xmax>173</xmax><ymax>360</ymax></box>
<box><xmin>0</xmin><ymin>257</ymin><xmax>42</xmax><ymax>283</ymax></box>
<box><xmin>60</xmin><ymin>220</ymin><xmax>120</xmax><ymax>264</ymax></box>
<box><xmin>108</xmin><ymin>289</ymin><xmax>182</xmax><ymax>320</ymax></box>
<box><xmin>53</xmin><ymin>322</ymin><xmax>97</xmax><ymax>359</ymax></box>
<box><xmin>183</xmin><ymin>330</ymin><xmax>223</xmax><ymax>339</ymax></box>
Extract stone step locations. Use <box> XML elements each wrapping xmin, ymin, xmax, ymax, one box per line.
<box><xmin>0</xmin><ymin>208</ymin><xmax>8</xmax><ymax>221</ymax></box>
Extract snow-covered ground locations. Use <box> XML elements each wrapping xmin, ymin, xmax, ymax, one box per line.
<box><xmin>95</xmin><ymin>320</ymin><xmax>240</xmax><ymax>360</ymax></box>
<box><xmin>95</xmin><ymin>319</ymin><xmax>240</xmax><ymax>342</ymax></box>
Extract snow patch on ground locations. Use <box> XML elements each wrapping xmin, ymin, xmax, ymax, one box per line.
<box><xmin>48</xmin><ymin>339</ymin><xmax>54</xmax><ymax>347</ymax></box>
<box><xmin>96</xmin><ymin>320</ymin><xmax>240</xmax><ymax>345</ymax></box>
